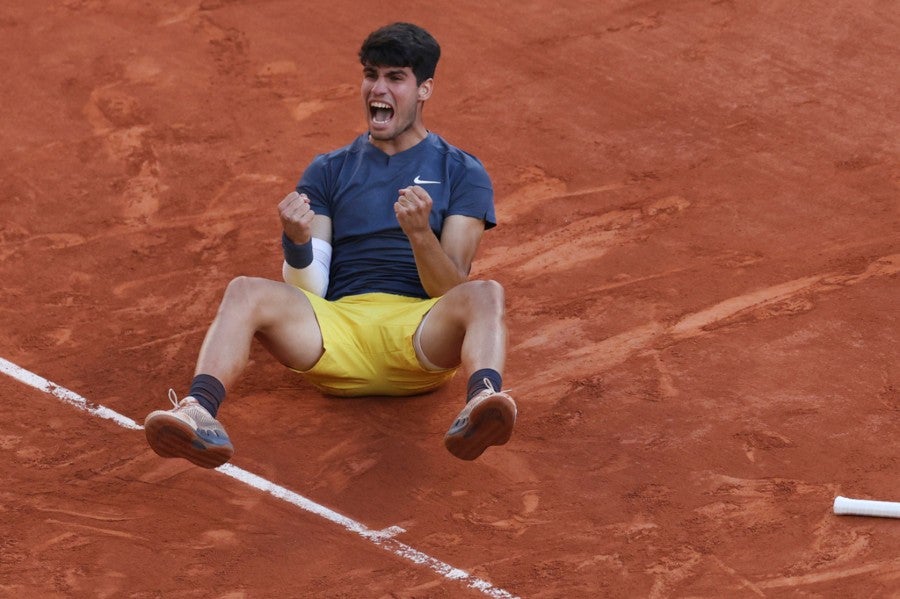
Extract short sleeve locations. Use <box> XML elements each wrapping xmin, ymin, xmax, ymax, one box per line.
<box><xmin>296</xmin><ymin>154</ymin><xmax>333</xmax><ymax>218</ymax></box>
<box><xmin>448</xmin><ymin>154</ymin><xmax>496</xmax><ymax>229</ymax></box>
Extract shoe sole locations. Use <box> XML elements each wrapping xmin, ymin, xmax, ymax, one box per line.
<box><xmin>144</xmin><ymin>412</ymin><xmax>234</xmax><ymax>469</ymax></box>
<box><xmin>444</xmin><ymin>395</ymin><xmax>516</xmax><ymax>461</ymax></box>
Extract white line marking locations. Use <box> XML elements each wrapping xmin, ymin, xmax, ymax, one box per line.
<box><xmin>0</xmin><ymin>357</ymin><xmax>142</xmax><ymax>430</ymax></box>
<box><xmin>0</xmin><ymin>356</ymin><xmax>518</xmax><ymax>599</ymax></box>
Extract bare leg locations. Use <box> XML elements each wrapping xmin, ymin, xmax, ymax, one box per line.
<box><xmin>417</xmin><ymin>280</ymin><xmax>515</xmax><ymax>461</ymax></box>
<box><xmin>194</xmin><ymin>276</ymin><xmax>325</xmax><ymax>389</ymax></box>
<box><xmin>415</xmin><ymin>279</ymin><xmax>506</xmax><ymax>374</ymax></box>
<box><xmin>145</xmin><ymin>276</ymin><xmax>323</xmax><ymax>468</ymax></box>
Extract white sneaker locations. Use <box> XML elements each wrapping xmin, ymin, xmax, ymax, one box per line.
<box><xmin>443</xmin><ymin>380</ymin><xmax>517</xmax><ymax>461</ymax></box>
<box><xmin>144</xmin><ymin>390</ymin><xmax>234</xmax><ymax>468</ymax></box>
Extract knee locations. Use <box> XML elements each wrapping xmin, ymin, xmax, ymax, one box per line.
<box><xmin>219</xmin><ymin>276</ymin><xmax>266</xmax><ymax>314</ymax></box>
<box><xmin>465</xmin><ymin>279</ymin><xmax>505</xmax><ymax>316</ymax></box>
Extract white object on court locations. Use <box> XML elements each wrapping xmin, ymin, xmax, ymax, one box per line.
<box><xmin>833</xmin><ymin>496</ymin><xmax>900</xmax><ymax>518</ymax></box>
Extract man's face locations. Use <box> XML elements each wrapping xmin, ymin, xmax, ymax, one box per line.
<box><xmin>361</xmin><ymin>64</ymin><xmax>428</xmax><ymax>142</ymax></box>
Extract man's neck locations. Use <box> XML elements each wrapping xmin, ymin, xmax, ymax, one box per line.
<box><xmin>369</xmin><ymin>125</ymin><xmax>428</xmax><ymax>156</ymax></box>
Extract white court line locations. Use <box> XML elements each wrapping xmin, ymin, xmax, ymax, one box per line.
<box><xmin>0</xmin><ymin>356</ymin><xmax>518</xmax><ymax>599</ymax></box>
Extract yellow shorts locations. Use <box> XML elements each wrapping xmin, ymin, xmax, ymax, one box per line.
<box><xmin>296</xmin><ymin>291</ymin><xmax>457</xmax><ymax>397</ymax></box>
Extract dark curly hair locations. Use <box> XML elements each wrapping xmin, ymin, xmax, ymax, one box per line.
<box><xmin>359</xmin><ymin>22</ymin><xmax>441</xmax><ymax>84</ymax></box>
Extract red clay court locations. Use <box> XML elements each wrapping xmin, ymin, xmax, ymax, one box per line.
<box><xmin>1</xmin><ymin>1</ymin><xmax>898</xmax><ymax>597</ymax></box>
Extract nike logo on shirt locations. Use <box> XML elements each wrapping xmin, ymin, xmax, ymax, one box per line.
<box><xmin>413</xmin><ymin>175</ymin><xmax>442</xmax><ymax>185</ymax></box>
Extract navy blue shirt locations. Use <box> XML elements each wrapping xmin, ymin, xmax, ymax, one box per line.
<box><xmin>297</xmin><ymin>132</ymin><xmax>496</xmax><ymax>301</ymax></box>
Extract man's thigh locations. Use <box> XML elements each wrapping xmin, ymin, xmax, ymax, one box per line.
<box><xmin>413</xmin><ymin>284</ymin><xmax>476</xmax><ymax>370</ymax></box>
<box><xmin>250</xmin><ymin>279</ymin><xmax>324</xmax><ymax>371</ymax></box>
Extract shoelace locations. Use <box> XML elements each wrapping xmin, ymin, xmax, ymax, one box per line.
<box><xmin>166</xmin><ymin>389</ymin><xmax>203</xmax><ymax>414</ymax></box>
<box><xmin>165</xmin><ymin>389</ymin><xmax>226</xmax><ymax>438</ymax></box>
<box><xmin>167</xmin><ymin>388</ymin><xmax>181</xmax><ymax>408</ymax></box>
<box><xmin>476</xmin><ymin>378</ymin><xmax>512</xmax><ymax>398</ymax></box>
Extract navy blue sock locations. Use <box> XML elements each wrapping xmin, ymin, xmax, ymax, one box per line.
<box><xmin>466</xmin><ymin>368</ymin><xmax>502</xmax><ymax>403</ymax></box>
<box><xmin>189</xmin><ymin>374</ymin><xmax>226</xmax><ymax>417</ymax></box>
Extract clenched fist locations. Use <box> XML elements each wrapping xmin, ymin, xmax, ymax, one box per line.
<box><xmin>394</xmin><ymin>185</ymin><xmax>433</xmax><ymax>238</ymax></box>
<box><xmin>279</xmin><ymin>191</ymin><xmax>315</xmax><ymax>244</ymax></box>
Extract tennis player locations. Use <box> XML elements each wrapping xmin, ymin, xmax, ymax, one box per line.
<box><xmin>144</xmin><ymin>22</ymin><xmax>516</xmax><ymax>467</ymax></box>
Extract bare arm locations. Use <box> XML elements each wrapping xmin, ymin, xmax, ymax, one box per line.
<box><xmin>395</xmin><ymin>185</ymin><xmax>485</xmax><ymax>297</ymax></box>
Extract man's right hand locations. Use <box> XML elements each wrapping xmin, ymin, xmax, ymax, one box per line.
<box><xmin>279</xmin><ymin>191</ymin><xmax>316</xmax><ymax>244</ymax></box>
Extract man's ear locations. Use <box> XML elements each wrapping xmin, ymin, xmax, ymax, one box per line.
<box><xmin>417</xmin><ymin>78</ymin><xmax>434</xmax><ymax>101</ymax></box>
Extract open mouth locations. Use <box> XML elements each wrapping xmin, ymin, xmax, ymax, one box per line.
<box><xmin>369</xmin><ymin>101</ymin><xmax>394</xmax><ymax>125</ymax></box>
